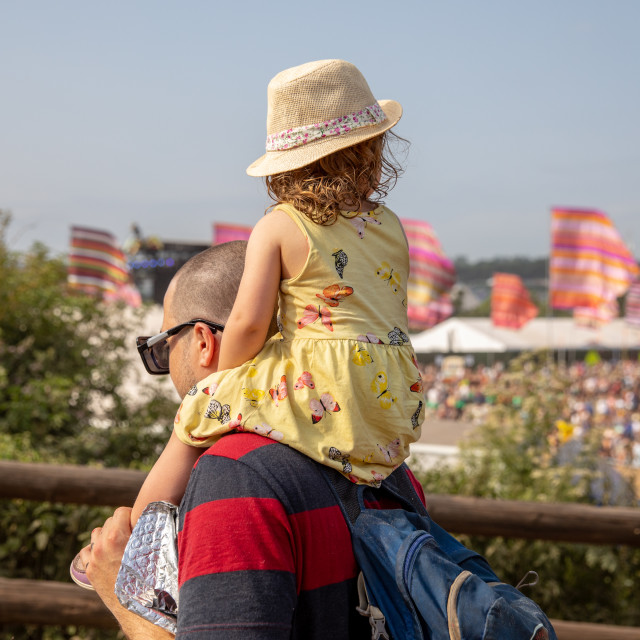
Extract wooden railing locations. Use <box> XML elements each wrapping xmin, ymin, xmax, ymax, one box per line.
<box><xmin>2</xmin><ymin>460</ymin><xmax>640</xmax><ymax>639</ymax></box>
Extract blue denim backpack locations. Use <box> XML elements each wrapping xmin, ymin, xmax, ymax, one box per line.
<box><xmin>322</xmin><ymin>465</ymin><xmax>557</xmax><ymax>640</ymax></box>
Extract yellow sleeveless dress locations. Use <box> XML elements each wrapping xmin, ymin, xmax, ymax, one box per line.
<box><xmin>173</xmin><ymin>203</ymin><xmax>425</xmax><ymax>486</ymax></box>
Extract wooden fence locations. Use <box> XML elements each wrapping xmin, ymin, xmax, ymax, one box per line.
<box><xmin>1</xmin><ymin>460</ymin><xmax>640</xmax><ymax>639</ymax></box>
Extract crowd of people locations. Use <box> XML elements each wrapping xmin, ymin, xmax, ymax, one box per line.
<box><xmin>559</xmin><ymin>360</ymin><xmax>640</xmax><ymax>468</ymax></box>
<box><xmin>418</xmin><ymin>357</ymin><xmax>640</xmax><ymax>469</ymax></box>
<box><xmin>419</xmin><ymin>359</ymin><xmax>505</xmax><ymax>424</ymax></box>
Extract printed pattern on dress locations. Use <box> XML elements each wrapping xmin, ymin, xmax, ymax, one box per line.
<box><xmin>173</xmin><ymin>204</ymin><xmax>423</xmax><ymax>487</ymax></box>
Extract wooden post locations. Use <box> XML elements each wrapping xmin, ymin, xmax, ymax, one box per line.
<box><xmin>1</xmin><ymin>460</ymin><xmax>640</xmax><ymax>546</ymax></box>
<box><xmin>0</xmin><ymin>460</ymin><xmax>146</xmax><ymax>506</ymax></box>
<box><xmin>425</xmin><ymin>493</ymin><xmax>640</xmax><ymax>546</ymax></box>
<box><xmin>551</xmin><ymin>619</ymin><xmax>640</xmax><ymax>640</ymax></box>
<box><xmin>1</xmin><ymin>579</ymin><xmax>640</xmax><ymax>638</ymax></box>
<box><xmin>0</xmin><ymin>578</ymin><xmax>118</xmax><ymax>629</ymax></box>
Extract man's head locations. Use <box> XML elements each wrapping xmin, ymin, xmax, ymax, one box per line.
<box><xmin>139</xmin><ymin>240</ymin><xmax>277</xmax><ymax>396</ymax></box>
<box><xmin>162</xmin><ymin>241</ymin><xmax>247</xmax><ymax>396</ymax></box>
<box><xmin>167</xmin><ymin>241</ymin><xmax>248</xmax><ymax>328</ymax></box>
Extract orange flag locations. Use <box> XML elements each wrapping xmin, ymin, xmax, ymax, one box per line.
<box><xmin>491</xmin><ymin>273</ymin><xmax>538</xmax><ymax>329</ymax></box>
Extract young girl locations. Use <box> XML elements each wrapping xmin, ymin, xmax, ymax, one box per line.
<box><xmin>134</xmin><ymin>59</ymin><xmax>424</xmax><ymax>517</ymax></box>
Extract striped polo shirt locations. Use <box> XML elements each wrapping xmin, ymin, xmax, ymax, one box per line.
<box><xmin>177</xmin><ymin>432</ymin><xmax>426</xmax><ymax>639</ymax></box>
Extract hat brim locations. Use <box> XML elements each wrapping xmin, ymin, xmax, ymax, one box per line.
<box><xmin>246</xmin><ymin>99</ymin><xmax>402</xmax><ymax>177</ymax></box>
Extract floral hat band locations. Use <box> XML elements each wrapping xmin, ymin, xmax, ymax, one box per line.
<box><xmin>265</xmin><ymin>103</ymin><xmax>387</xmax><ymax>152</ymax></box>
<box><xmin>247</xmin><ymin>60</ymin><xmax>402</xmax><ymax>176</ymax></box>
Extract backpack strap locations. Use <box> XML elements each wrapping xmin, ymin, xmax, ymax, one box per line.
<box><xmin>321</xmin><ymin>463</ymin><xmax>429</xmax><ymax>527</ymax></box>
<box><xmin>355</xmin><ymin>573</ymin><xmax>390</xmax><ymax>640</ymax></box>
<box><xmin>322</xmin><ymin>466</ymin><xmax>363</xmax><ymax>526</ymax></box>
<box><xmin>320</xmin><ymin>464</ymin><xmax>430</xmax><ymax>640</ymax></box>
<box><xmin>388</xmin><ymin>464</ymin><xmax>429</xmax><ymax>517</ymax></box>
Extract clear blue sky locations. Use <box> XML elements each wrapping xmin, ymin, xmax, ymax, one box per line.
<box><xmin>2</xmin><ymin>0</ymin><xmax>639</xmax><ymax>260</ymax></box>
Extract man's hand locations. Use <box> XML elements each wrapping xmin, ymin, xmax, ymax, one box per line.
<box><xmin>80</xmin><ymin>507</ymin><xmax>174</xmax><ymax>639</ymax></box>
<box><xmin>81</xmin><ymin>506</ymin><xmax>131</xmax><ymax>610</ymax></box>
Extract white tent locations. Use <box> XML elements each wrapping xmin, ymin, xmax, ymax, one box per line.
<box><xmin>411</xmin><ymin>318</ymin><xmax>510</xmax><ymax>353</ymax></box>
<box><xmin>411</xmin><ymin>318</ymin><xmax>640</xmax><ymax>354</ymax></box>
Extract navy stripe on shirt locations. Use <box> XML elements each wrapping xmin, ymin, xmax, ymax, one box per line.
<box><xmin>176</xmin><ymin>432</ymin><xmax>424</xmax><ymax>640</ymax></box>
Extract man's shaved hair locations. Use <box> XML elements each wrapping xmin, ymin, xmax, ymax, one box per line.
<box><xmin>171</xmin><ymin>241</ymin><xmax>247</xmax><ymax>325</ymax></box>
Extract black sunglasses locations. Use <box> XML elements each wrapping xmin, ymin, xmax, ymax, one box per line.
<box><xmin>136</xmin><ymin>318</ymin><xmax>225</xmax><ymax>375</ymax></box>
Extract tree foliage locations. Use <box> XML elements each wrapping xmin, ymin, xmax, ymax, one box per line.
<box><xmin>416</xmin><ymin>351</ymin><xmax>640</xmax><ymax>626</ymax></box>
<box><xmin>0</xmin><ymin>210</ymin><xmax>177</xmax><ymax>639</ymax></box>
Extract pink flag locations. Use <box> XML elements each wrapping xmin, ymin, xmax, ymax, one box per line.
<box><xmin>625</xmin><ymin>280</ymin><xmax>640</xmax><ymax>327</ymax></box>
<box><xmin>400</xmin><ymin>218</ymin><xmax>456</xmax><ymax>330</ymax></box>
<box><xmin>407</xmin><ymin>293</ymin><xmax>454</xmax><ymax>329</ymax></box>
<box><xmin>68</xmin><ymin>226</ymin><xmax>141</xmax><ymax>306</ymax></box>
<box><xmin>213</xmin><ymin>222</ymin><xmax>253</xmax><ymax>245</ymax></box>
<box><xmin>574</xmin><ymin>299</ymin><xmax>619</xmax><ymax>329</ymax></box>
<box><xmin>550</xmin><ymin>208</ymin><xmax>638</xmax><ymax>310</ymax></box>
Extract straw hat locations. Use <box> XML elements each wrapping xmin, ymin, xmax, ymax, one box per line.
<box><xmin>247</xmin><ymin>59</ymin><xmax>402</xmax><ymax>177</ymax></box>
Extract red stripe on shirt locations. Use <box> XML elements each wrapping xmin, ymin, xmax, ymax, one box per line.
<box><xmin>289</xmin><ymin>505</ymin><xmax>357</xmax><ymax>592</ymax></box>
<box><xmin>178</xmin><ymin>496</ymin><xmax>294</xmax><ymax>587</ymax></box>
<box><xmin>407</xmin><ymin>470</ymin><xmax>427</xmax><ymax>506</ymax></box>
<box><xmin>202</xmin><ymin>432</ymin><xmax>277</xmax><ymax>461</ymax></box>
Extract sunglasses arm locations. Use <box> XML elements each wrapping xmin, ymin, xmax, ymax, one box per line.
<box><xmin>146</xmin><ymin>331</ymin><xmax>169</xmax><ymax>348</ymax></box>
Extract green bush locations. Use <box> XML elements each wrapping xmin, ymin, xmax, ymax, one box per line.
<box><xmin>416</xmin><ymin>351</ymin><xmax>640</xmax><ymax>626</ymax></box>
<box><xmin>0</xmin><ymin>211</ymin><xmax>177</xmax><ymax>639</ymax></box>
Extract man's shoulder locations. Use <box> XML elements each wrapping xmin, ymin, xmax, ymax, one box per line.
<box><xmin>198</xmin><ymin>432</ymin><xmax>319</xmax><ymax>475</ymax></box>
<box><xmin>185</xmin><ymin>433</ymin><xmax>334</xmax><ymax>514</ymax></box>
<box><xmin>189</xmin><ymin>432</ymin><xmax>425</xmax><ymax>509</ymax></box>
<box><xmin>202</xmin><ymin>431</ymin><xmax>279</xmax><ymax>461</ymax></box>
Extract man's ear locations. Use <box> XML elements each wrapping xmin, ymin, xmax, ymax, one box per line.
<box><xmin>192</xmin><ymin>322</ymin><xmax>218</xmax><ymax>368</ymax></box>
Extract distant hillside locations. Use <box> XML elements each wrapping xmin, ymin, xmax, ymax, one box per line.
<box><xmin>453</xmin><ymin>256</ymin><xmax>548</xmax><ymax>283</ymax></box>
<box><xmin>451</xmin><ymin>256</ymin><xmax>549</xmax><ymax>315</ymax></box>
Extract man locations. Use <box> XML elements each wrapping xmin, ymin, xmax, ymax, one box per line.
<box><xmin>81</xmin><ymin>241</ymin><xmax>426</xmax><ymax>639</ymax></box>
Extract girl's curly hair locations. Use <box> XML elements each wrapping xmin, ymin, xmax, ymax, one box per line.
<box><xmin>264</xmin><ymin>131</ymin><xmax>408</xmax><ymax>225</ymax></box>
